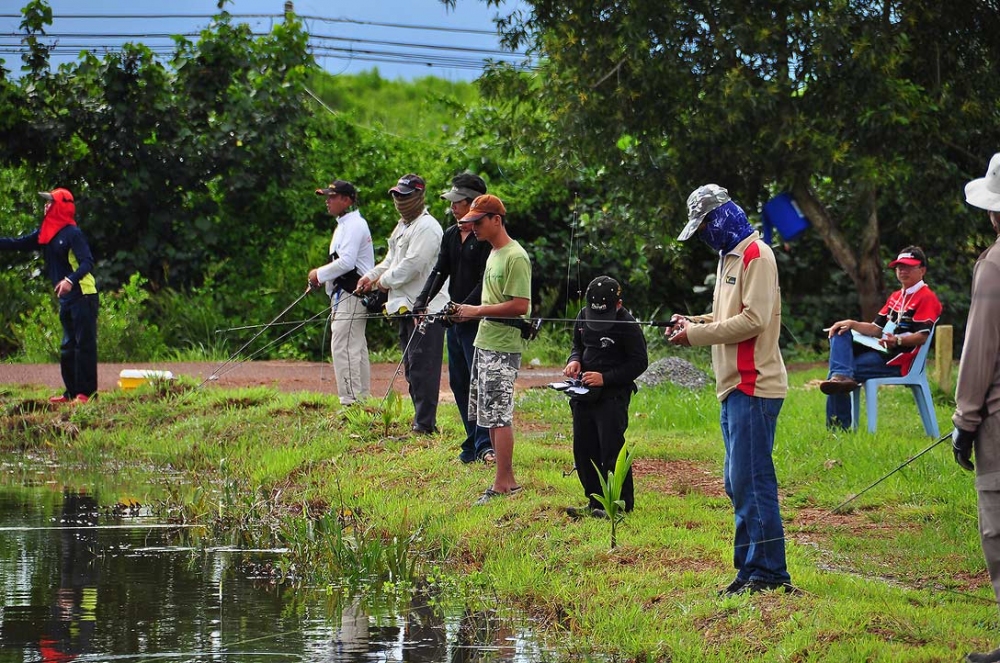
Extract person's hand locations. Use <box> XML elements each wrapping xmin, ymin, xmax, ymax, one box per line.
<box><xmin>355</xmin><ymin>276</ymin><xmax>372</xmax><ymax>294</ymax></box>
<box><xmin>452</xmin><ymin>303</ymin><xmax>479</xmax><ymax>323</ymax></box>
<box><xmin>54</xmin><ymin>278</ymin><xmax>73</xmax><ymax>297</ymax></box>
<box><xmin>666</xmin><ymin>316</ymin><xmax>690</xmax><ymax>346</ymax></box>
<box><xmin>828</xmin><ymin>320</ymin><xmax>854</xmax><ymax>337</ymax></box>
<box><xmin>952</xmin><ymin>427</ymin><xmax>977</xmax><ymax>471</ymax></box>
<box><xmin>580</xmin><ymin>371</ymin><xmax>604</xmax><ymax>387</ymax></box>
<box><xmin>564</xmin><ymin>360</ymin><xmax>581</xmax><ymax>378</ymax></box>
<box><xmin>307</xmin><ymin>269</ymin><xmax>320</xmax><ymax>291</ymax></box>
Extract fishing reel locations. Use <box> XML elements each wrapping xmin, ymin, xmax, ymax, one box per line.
<box><xmin>417</xmin><ymin>301</ymin><xmax>460</xmax><ymax>334</ymax></box>
<box><xmin>359</xmin><ymin>290</ymin><xmax>388</xmax><ymax>313</ymax></box>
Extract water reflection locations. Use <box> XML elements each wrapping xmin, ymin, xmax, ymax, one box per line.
<box><xmin>0</xmin><ymin>486</ymin><xmax>558</xmax><ymax>662</ymax></box>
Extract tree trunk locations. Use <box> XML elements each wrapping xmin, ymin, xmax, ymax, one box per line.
<box><xmin>791</xmin><ymin>182</ymin><xmax>886</xmax><ymax>320</ymax></box>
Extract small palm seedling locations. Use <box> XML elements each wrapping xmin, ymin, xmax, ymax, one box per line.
<box><xmin>591</xmin><ymin>442</ymin><xmax>635</xmax><ymax>550</ymax></box>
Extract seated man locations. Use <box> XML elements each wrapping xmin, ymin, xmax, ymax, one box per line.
<box><xmin>820</xmin><ymin>246</ymin><xmax>943</xmax><ymax>430</ymax></box>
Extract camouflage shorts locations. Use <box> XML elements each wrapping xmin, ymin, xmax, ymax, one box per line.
<box><xmin>469</xmin><ymin>348</ymin><xmax>521</xmax><ymax>429</ymax></box>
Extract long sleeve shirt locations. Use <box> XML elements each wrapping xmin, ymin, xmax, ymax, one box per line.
<box><xmin>415</xmin><ymin>223</ymin><xmax>491</xmax><ymax>310</ymax></box>
<box><xmin>315</xmin><ymin>209</ymin><xmax>375</xmax><ymax>297</ymax></box>
<box><xmin>365</xmin><ymin>209</ymin><xmax>449</xmax><ymax>315</ymax></box>
<box><xmin>567</xmin><ymin>307</ymin><xmax>649</xmax><ymax>398</ymax></box>
<box><xmin>954</xmin><ymin>238</ymin><xmax>1000</xmax><ymax>433</ymax></box>
<box><xmin>685</xmin><ymin>231</ymin><xmax>787</xmax><ymax>401</ymax></box>
<box><xmin>0</xmin><ymin>225</ymin><xmax>97</xmax><ymax>301</ymax></box>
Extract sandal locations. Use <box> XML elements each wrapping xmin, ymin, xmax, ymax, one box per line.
<box><xmin>473</xmin><ymin>485</ymin><xmax>523</xmax><ymax>506</ymax></box>
<box><xmin>479</xmin><ymin>449</ymin><xmax>496</xmax><ymax>464</ymax></box>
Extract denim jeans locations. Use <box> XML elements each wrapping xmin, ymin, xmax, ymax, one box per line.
<box><xmin>447</xmin><ymin>320</ymin><xmax>492</xmax><ymax>459</ymax></box>
<box><xmin>720</xmin><ymin>390</ymin><xmax>790</xmax><ymax>585</ymax></box>
<box><xmin>826</xmin><ymin>333</ymin><xmax>900</xmax><ymax>429</ymax></box>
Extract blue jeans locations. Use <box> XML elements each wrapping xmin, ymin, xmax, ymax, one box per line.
<box><xmin>720</xmin><ymin>390</ymin><xmax>790</xmax><ymax>585</ymax></box>
<box><xmin>826</xmin><ymin>333</ymin><xmax>900</xmax><ymax>429</ymax></box>
<box><xmin>447</xmin><ymin>321</ymin><xmax>492</xmax><ymax>460</ymax></box>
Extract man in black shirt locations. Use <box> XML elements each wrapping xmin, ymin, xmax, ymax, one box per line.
<box><xmin>415</xmin><ymin>173</ymin><xmax>493</xmax><ymax>463</ymax></box>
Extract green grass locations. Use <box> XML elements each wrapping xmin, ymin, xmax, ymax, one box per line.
<box><xmin>0</xmin><ymin>362</ymin><xmax>993</xmax><ymax>662</ymax></box>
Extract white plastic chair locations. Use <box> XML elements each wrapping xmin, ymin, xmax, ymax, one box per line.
<box><xmin>850</xmin><ymin>326</ymin><xmax>939</xmax><ymax>437</ymax></box>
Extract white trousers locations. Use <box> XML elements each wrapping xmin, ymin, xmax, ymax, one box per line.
<box><xmin>330</xmin><ymin>293</ymin><xmax>370</xmax><ymax>405</ymax></box>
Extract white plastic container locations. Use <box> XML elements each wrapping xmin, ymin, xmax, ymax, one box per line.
<box><xmin>118</xmin><ymin>369</ymin><xmax>174</xmax><ymax>391</ymax></box>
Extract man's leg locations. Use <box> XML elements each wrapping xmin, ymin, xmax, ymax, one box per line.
<box><xmin>490</xmin><ymin>425</ymin><xmax>518</xmax><ymax>493</ymax></box>
<box><xmin>407</xmin><ymin>319</ymin><xmax>444</xmax><ymax>432</ymax></box>
<box><xmin>721</xmin><ymin>391</ymin><xmax>790</xmax><ymax>584</ymax></box>
<box><xmin>570</xmin><ymin>400</ymin><xmax>602</xmax><ymax>509</ymax></box>
<box><xmin>74</xmin><ymin>295</ymin><xmax>99</xmax><ymax>398</ymax></box>
<box><xmin>456</xmin><ymin>322</ymin><xmax>493</xmax><ymax>458</ymax></box>
<box><xmin>595</xmin><ymin>394</ymin><xmax>633</xmax><ymax>511</ymax></box>
<box><xmin>331</xmin><ymin>294</ymin><xmax>370</xmax><ymax>405</ymax></box>
<box><xmin>448</xmin><ymin>323</ymin><xmax>476</xmax><ymax>461</ymax></box>
<box><xmin>826</xmin><ymin>341</ymin><xmax>899</xmax><ymax>429</ymax></box>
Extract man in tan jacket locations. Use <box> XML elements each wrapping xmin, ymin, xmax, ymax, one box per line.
<box><xmin>667</xmin><ymin>184</ymin><xmax>793</xmax><ymax>597</ymax></box>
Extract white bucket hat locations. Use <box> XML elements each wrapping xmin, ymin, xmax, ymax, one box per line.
<box><xmin>965</xmin><ymin>153</ymin><xmax>1000</xmax><ymax>211</ymax></box>
<box><xmin>678</xmin><ymin>184</ymin><xmax>731</xmax><ymax>241</ymax></box>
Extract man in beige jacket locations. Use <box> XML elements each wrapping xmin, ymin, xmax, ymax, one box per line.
<box><xmin>667</xmin><ymin>184</ymin><xmax>792</xmax><ymax>597</ymax></box>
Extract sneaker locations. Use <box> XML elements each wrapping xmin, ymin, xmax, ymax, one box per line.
<box><xmin>819</xmin><ymin>375</ymin><xmax>860</xmax><ymax>395</ymax></box>
<box><xmin>726</xmin><ymin>579</ymin><xmax>798</xmax><ymax>596</ymax></box>
<box><xmin>566</xmin><ymin>505</ymin><xmax>609</xmax><ymax>519</ymax></box>
<box><xmin>48</xmin><ymin>394</ymin><xmax>71</xmax><ymax>404</ymax></box>
<box><xmin>73</xmin><ymin>394</ymin><xmax>90</xmax><ymax>404</ymax></box>
<box><xmin>967</xmin><ymin>647</ymin><xmax>1000</xmax><ymax>663</ymax></box>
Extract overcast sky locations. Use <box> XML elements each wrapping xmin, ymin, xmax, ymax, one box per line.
<box><xmin>0</xmin><ymin>0</ymin><xmax>530</xmax><ymax>81</ymax></box>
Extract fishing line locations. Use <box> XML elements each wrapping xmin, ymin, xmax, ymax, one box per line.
<box><xmin>200</xmin><ymin>286</ymin><xmax>317</xmax><ymax>388</ymax></box>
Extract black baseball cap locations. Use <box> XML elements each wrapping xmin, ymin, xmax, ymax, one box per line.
<box><xmin>315</xmin><ymin>180</ymin><xmax>358</xmax><ymax>201</ymax></box>
<box><xmin>584</xmin><ymin>276</ymin><xmax>622</xmax><ymax>331</ymax></box>
<box><xmin>389</xmin><ymin>174</ymin><xmax>426</xmax><ymax>196</ymax></box>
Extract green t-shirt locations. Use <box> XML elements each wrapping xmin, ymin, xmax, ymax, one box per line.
<box><xmin>474</xmin><ymin>240</ymin><xmax>532</xmax><ymax>353</ymax></box>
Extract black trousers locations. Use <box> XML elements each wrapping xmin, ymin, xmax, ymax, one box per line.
<box><xmin>570</xmin><ymin>392</ymin><xmax>633</xmax><ymax>511</ymax></box>
<box><xmin>397</xmin><ymin>316</ymin><xmax>444</xmax><ymax>432</ymax></box>
<box><xmin>58</xmin><ymin>294</ymin><xmax>99</xmax><ymax>398</ymax></box>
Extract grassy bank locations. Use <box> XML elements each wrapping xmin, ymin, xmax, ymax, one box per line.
<box><xmin>0</xmin><ymin>363</ymin><xmax>993</xmax><ymax>662</ymax></box>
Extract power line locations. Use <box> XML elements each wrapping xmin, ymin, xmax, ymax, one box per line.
<box><xmin>0</xmin><ymin>11</ymin><xmax>534</xmax><ymax>74</ymax></box>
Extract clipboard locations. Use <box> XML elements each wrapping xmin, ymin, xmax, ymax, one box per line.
<box><xmin>850</xmin><ymin>329</ymin><xmax>889</xmax><ymax>354</ymax></box>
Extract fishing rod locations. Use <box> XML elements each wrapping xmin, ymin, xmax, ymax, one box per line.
<box><xmin>831</xmin><ymin>432</ymin><xmax>951</xmax><ymax>514</ymax></box>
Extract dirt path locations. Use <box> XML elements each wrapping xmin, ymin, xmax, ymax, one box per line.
<box><xmin>0</xmin><ymin>360</ymin><xmax>565</xmax><ymax>401</ymax></box>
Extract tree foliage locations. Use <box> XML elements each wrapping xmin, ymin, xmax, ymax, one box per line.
<box><xmin>473</xmin><ymin>0</ymin><xmax>1000</xmax><ymax>324</ymax></box>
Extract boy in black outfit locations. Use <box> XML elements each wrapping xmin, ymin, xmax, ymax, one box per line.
<box><xmin>562</xmin><ymin>276</ymin><xmax>648</xmax><ymax>518</ymax></box>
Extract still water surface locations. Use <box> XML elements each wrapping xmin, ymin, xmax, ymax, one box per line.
<box><xmin>0</xmin><ymin>485</ymin><xmax>557</xmax><ymax>662</ymax></box>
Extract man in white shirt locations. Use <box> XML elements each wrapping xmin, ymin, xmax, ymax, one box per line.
<box><xmin>308</xmin><ymin>180</ymin><xmax>375</xmax><ymax>406</ymax></box>
<box><xmin>357</xmin><ymin>174</ymin><xmax>449</xmax><ymax>434</ymax></box>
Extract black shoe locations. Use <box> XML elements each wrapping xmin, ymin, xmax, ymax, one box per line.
<box><xmin>565</xmin><ymin>505</ymin><xmax>608</xmax><ymax>520</ymax></box>
<box><xmin>967</xmin><ymin>647</ymin><xmax>1000</xmax><ymax>663</ymax></box>
<box><xmin>718</xmin><ymin>577</ymin><xmax>748</xmax><ymax>596</ymax></box>
<box><xmin>459</xmin><ymin>450</ymin><xmax>477</xmax><ymax>464</ymax></box>
<box><xmin>411</xmin><ymin>425</ymin><xmax>437</xmax><ymax>435</ymax></box>
<box><xmin>819</xmin><ymin>375</ymin><xmax>861</xmax><ymax>395</ymax></box>
<box><xmin>725</xmin><ymin>579</ymin><xmax>797</xmax><ymax>596</ymax></box>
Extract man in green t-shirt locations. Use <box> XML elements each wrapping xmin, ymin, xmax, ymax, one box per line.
<box><xmin>452</xmin><ymin>194</ymin><xmax>532</xmax><ymax>506</ymax></box>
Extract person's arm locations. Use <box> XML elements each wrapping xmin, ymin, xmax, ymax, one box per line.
<box><xmin>564</xmin><ymin>311</ymin><xmax>585</xmax><ymax>377</ymax></box>
<box><xmin>600</xmin><ymin>317</ymin><xmax>649</xmax><ymax>388</ymax></box>
<box><xmin>64</xmin><ymin>229</ymin><xmax>95</xmax><ymax>284</ymax></box>
<box><xmin>378</xmin><ymin>217</ymin><xmax>440</xmax><ymax>290</ymax></box>
<box><xmin>316</xmin><ymin>224</ymin><xmax>361</xmax><ymax>285</ymax></box>
<box><xmin>954</xmin><ymin>259</ymin><xmax>1000</xmax><ymax>431</ymax></box>
<box><xmin>686</xmin><ymin>253</ymin><xmax>776</xmax><ymax>346</ymax></box>
<box><xmin>0</xmin><ymin>229</ymin><xmax>41</xmax><ymax>252</ymax></box>
<box><xmin>414</xmin><ymin>231</ymin><xmax>453</xmax><ymax>311</ymax></box>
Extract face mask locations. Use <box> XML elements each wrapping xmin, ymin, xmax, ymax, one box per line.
<box><xmin>698</xmin><ymin>201</ymin><xmax>754</xmax><ymax>253</ymax></box>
